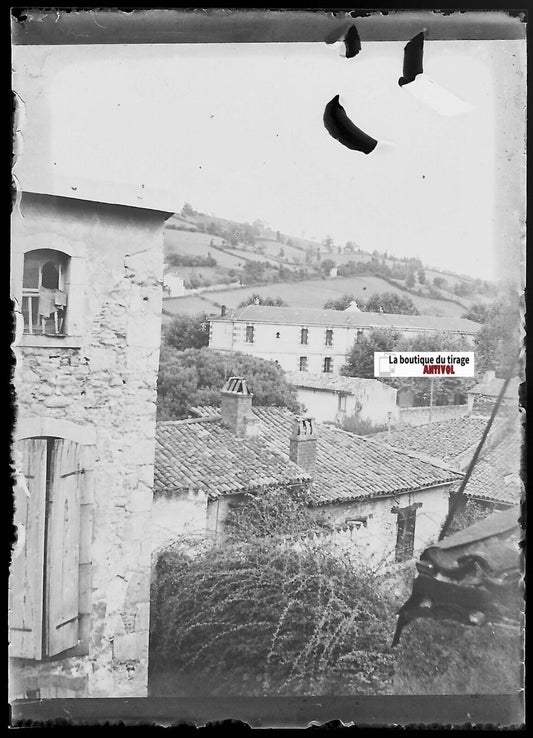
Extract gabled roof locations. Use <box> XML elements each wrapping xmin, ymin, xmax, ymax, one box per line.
<box><xmin>284</xmin><ymin>372</ymin><xmax>396</xmax><ymax>396</ymax></box>
<box><xmin>373</xmin><ymin>415</ymin><xmax>523</xmax><ymax>506</ymax></box>
<box><xmin>464</xmin><ymin>430</ymin><xmax>524</xmax><ymax>506</ymax></box>
<box><xmin>210</xmin><ymin>304</ymin><xmax>481</xmax><ymax>334</ymax></box>
<box><xmin>189</xmin><ymin>405</ymin><xmax>462</xmax><ymax>505</ymax></box>
<box><xmin>373</xmin><ymin>416</ymin><xmax>491</xmax><ymax>465</ymax></box>
<box><xmin>155</xmin><ymin>417</ymin><xmax>310</xmax><ymax>497</ymax></box>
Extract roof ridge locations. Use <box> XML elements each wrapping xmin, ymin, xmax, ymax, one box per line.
<box><xmin>157</xmin><ymin>416</ymin><xmax>220</xmax><ymax>426</ymax></box>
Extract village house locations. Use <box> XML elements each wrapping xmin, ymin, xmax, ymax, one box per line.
<box><xmin>284</xmin><ymin>372</ymin><xmax>399</xmax><ymax>427</ymax></box>
<box><xmin>10</xmin><ymin>179</ymin><xmax>174</xmax><ymax>699</ymax></box>
<box><xmin>153</xmin><ymin>378</ymin><xmax>311</xmax><ymax>551</ymax></box>
<box><xmin>208</xmin><ymin>304</ymin><xmax>481</xmax><ymax>375</ymax></box>
<box><xmin>373</xmin><ymin>413</ymin><xmax>523</xmax><ymax>513</ymax></box>
<box><xmin>155</xmin><ymin>377</ymin><xmax>463</xmax><ymax>568</ymax></box>
<box><xmin>467</xmin><ymin>370</ymin><xmax>522</xmax><ymax>416</ymax></box>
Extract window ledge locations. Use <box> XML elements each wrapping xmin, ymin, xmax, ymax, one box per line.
<box><xmin>19</xmin><ymin>335</ymin><xmax>84</xmax><ymax>349</ymax></box>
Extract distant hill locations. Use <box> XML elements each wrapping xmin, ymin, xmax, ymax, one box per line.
<box><xmin>162</xmin><ymin>206</ymin><xmax>498</xmax><ymax>318</ymax></box>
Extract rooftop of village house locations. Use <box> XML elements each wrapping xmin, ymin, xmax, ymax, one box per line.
<box><xmin>184</xmin><ymin>402</ymin><xmax>462</xmax><ymax>507</ymax></box>
<box><xmin>155</xmin><ymin>416</ymin><xmax>311</xmax><ymax>498</ymax></box>
<box><xmin>209</xmin><ymin>304</ymin><xmax>482</xmax><ymax>333</ymax></box>
<box><xmin>373</xmin><ymin>413</ymin><xmax>523</xmax><ymax>507</ymax></box>
<box><xmin>284</xmin><ymin>372</ymin><xmax>396</xmax><ymax>394</ymax></box>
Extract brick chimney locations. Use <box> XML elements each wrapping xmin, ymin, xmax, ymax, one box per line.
<box><xmin>289</xmin><ymin>417</ymin><xmax>317</xmax><ymax>475</ymax></box>
<box><xmin>220</xmin><ymin>377</ymin><xmax>259</xmax><ymax>437</ymax></box>
<box><xmin>483</xmin><ymin>370</ymin><xmax>496</xmax><ymax>383</ymax></box>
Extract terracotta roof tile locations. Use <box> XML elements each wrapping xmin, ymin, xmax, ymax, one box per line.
<box><xmin>185</xmin><ymin>406</ymin><xmax>462</xmax><ymax>505</ymax></box>
<box><xmin>155</xmin><ymin>417</ymin><xmax>310</xmax><ymax>497</ymax></box>
<box><xmin>210</xmin><ymin>304</ymin><xmax>481</xmax><ymax>334</ymax></box>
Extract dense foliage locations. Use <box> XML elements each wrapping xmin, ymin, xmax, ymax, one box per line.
<box><xmin>342</xmin><ymin>330</ymin><xmax>475</xmax><ymax>405</ymax></box>
<box><xmin>237</xmin><ymin>294</ymin><xmax>288</xmax><ymax>308</ymax></box>
<box><xmin>472</xmin><ymin>296</ymin><xmax>523</xmax><ymax>377</ymax></box>
<box><xmin>164</xmin><ymin>312</ymin><xmax>210</xmax><ymax>351</ymax></box>
<box><xmin>324</xmin><ymin>291</ymin><xmax>419</xmax><ymax>315</ymax></box>
<box><xmin>150</xmin><ymin>491</ymin><xmax>397</xmax><ymax>696</ymax></box>
<box><xmin>157</xmin><ymin>346</ymin><xmax>300</xmax><ymax>420</ymax></box>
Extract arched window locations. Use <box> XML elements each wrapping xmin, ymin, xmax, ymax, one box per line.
<box><xmin>22</xmin><ymin>250</ymin><xmax>70</xmax><ymax>336</ymax></box>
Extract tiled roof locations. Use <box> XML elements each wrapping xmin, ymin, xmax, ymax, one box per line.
<box><xmin>155</xmin><ymin>417</ymin><xmax>310</xmax><ymax>497</ymax></box>
<box><xmin>187</xmin><ymin>406</ymin><xmax>462</xmax><ymax>506</ymax></box>
<box><xmin>468</xmin><ymin>376</ymin><xmax>521</xmax><ymax>399</ymax></box>
<box><xmin>458</xmin><ymin>428</ymin><xmax>524</xmax><ymax>506</ymax></box>
<box><xmin>372</xmin><ymin>416</ymin><xmax>491</xmax><ymax>465</ymax></box>
<box><xmin>210</xmin><ymin>304</ymin><xmax>481</xmax><ymax>334</ymax></box>
<box><xmin>284</xmin><ymin>372</ymin><xmax>396</xmax><ymax>396</ymax></box>
<box><xmin>374</xmin><ymin>415</ymin><xmax>524</xmax><ymax>506</ymax></box>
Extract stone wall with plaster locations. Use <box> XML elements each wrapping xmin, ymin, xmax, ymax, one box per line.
<box><xmin>10</xmin><ymin>193</ymin><xmax>166</xmax><ymax>698</ymax></box>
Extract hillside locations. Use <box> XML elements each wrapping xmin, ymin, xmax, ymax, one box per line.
<box><xmin>162</xmin><ymin>206</ymin><xmax>497</xmax><ymax>320</ymax></box>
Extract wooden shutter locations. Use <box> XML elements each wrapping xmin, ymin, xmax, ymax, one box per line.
<box><xmin>46</xmin><ymin>439</ymin><xmax>82</xmax><ymax>656</ymax></box>
<box><xmin>9</xmin><ymin>439</ymin><xmax>47</xmax><ymax>659</ymax></box>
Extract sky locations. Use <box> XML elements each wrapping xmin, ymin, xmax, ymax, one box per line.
<box><xmin>13</xmin><ymin>40</ymin><xmax>526</xmax><ymax>281</ymax></box>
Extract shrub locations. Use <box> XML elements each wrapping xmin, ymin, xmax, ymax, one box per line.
<box><xmin>150</xmin><ymin>537</ymin><xmax>397</xmax><ymax>696</ymax></box>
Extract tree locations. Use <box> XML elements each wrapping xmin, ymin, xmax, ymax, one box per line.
<box><xmin>324</xmin><ymin>293</ymin><xmax>359</xmax><ymax>311</ymax></box>
<box><xmin>406</xmin><ymin>271</ymin><xmax>416</xmax><ymax>289</ymax></box>
<box><xmin>181</xmin><ymin>202</ymin><xmax>196</xmax><ymax>217</ymax></box>
<box><xmin>363</xmin><ymin>292</ymin><xmax>419</xmax><ymax>315</ymax></box>
<box><xmin>342</xmin><ymin>329</ymin><xmax>402</xmax><ymax>379</ymax></box>
<box><xmin>433</xmin><ymin>276</ymin><xmax>448</xmax><ymax>290</ymax></box>
<box><xmin>238</xmin><ymin>294</ymin><xmax>288</xmax><ymax>308</ymax></box>
<box><xmin>157</xmin><ymin>347</ymin><xmax>300</xmax><ymax>420</ymax></box>
<box><xmin>323</xmin><ymin>235</ymin><xmax>334</xmax><ymax>252</ymax></box>
<box><xmin>320</xmin><ymin>258</ymin><xmax>336</xmax><ymax>276</ymax></box>
<box><xmin>150</xmin><ymin>491</ymin><xmax>397</xmax><ymax>696</ymax></box>
<box><xmin>461</xmin><ymin>302</ymin><xmax>492</xmax><ymax>324</ymax></box>
<box><xmin>388</xmin><ymin>331</ymin><xmax>475</xmax><ymax>406</ymax></box>
<box><xmin>417</xmin><ymin>269</ymin><xmax>426</xmax><ymax>285</ymax></box>
<box><xmin>474</xmin><ymin>297</ymin><xmax>522</xmax><ymax>377</ymax></box>
<box><xmin>164</xmin><ymin>312</ymin><xmax>210</xmax><ymax>352</ymax></box>
<box><xmin>242</xmin><ymin>261</ymin><xmax>266</xmax><ymax>284</ymax></box>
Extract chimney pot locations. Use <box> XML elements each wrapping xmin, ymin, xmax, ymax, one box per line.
<box><xmin>220</xmin><ymin>376</ymin><xmax>255</xmax><ymax>437</ymax></box>
<box><xmin>289</xmin><ymin>416</ymin><xmax>317</xmax><ymax>474</ymax></box>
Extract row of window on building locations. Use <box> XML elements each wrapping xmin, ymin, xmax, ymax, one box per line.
<box><xmin>245</xmin><ymin>325</ymin><xmax>348</xmax><ymax>347</ymax></box>
<box><xmin>298</xmin><ymin>356</ymin><xmax>333</xmax><ymax>373</ymax></box>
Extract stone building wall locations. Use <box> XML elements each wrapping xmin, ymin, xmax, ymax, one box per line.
<box><xmin>10</xmin><ymin>193</ymin><xmax>166</xmax><ymax>698</ymax></box>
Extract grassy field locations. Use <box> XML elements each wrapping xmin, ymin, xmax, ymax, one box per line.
<box><xmin>164</xmin><ymin>230</ymin><xmax>247</xmax><ymax>270</ymax></box>
<box><xmin>161</xmin><ymin>275</ymin><xmax>469</xmax><ymax>319</ymax></box>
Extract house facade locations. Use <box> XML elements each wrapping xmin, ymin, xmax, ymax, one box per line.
<box><xmin>208</xmin><ymin>304</ymin><xmax>481</xmax><ymax>374</ymax></box>
<box><xmin>10</xmin><ymin>188</ymin><xmax>171</xmax><ymax>699</ymax></box>
<box><xmin>157</xmin><ymin>379</ymin><xmax>462</xmax><ymax>569</ymax></box>
<box><xmin>284</xmin><ymin>372</ymin><xmax>399</xmax><ymax>427</ymax></box>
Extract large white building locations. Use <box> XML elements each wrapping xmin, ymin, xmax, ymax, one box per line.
<box><xmin>208</xmin><ymin>305</ymin><xmax>481</xmax><ymax>375</ymax></box>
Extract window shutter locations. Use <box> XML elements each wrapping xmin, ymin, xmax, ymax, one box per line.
<box><xmin>46</xmin><ymin>439</ymin><xmax>82</xmax><ymax>656</ymax></box>
<box><xmin>9</xmin><ymin>439</ymin><xmax>47</xmax><ymax>660</ymax></box>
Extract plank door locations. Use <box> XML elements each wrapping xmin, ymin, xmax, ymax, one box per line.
<box><xmin>9</xmin><ymin>439</ymin><xmax>47</xmax><ymax>659</ymax></box>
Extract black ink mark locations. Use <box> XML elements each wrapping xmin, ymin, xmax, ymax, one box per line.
<box><xmin>399</xmin><ymin>31</ymin><xmax>425</xmax><ymax>87</ymax></box>
<box><xmin>324</xmin><ymin>23</ymin><xmax>361</xmax><ymax>58</ymax></box>
<box><xmin>344</xmin><ymin>25</ymin><xmax>362</xmax><ymax>58</ymax></box>
<box><xmin>323</xmin><ymin>95</ymin><xmax>377</xmax><ymax>155</ymax></box>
